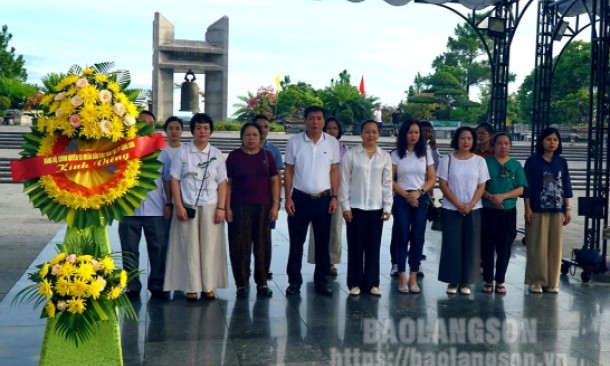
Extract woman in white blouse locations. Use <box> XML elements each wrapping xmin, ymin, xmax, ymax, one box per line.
<box><xmin>164</xmin><ymin>113</ymin><xmax>229</xmax><ymax>301</ymax></box>
<box><xmin>340</xmin><ymin>120</ymin><xmax>393</xmax><ymax>296</ymax></box>
<box><xmin>437</xmin><ymin>126</ymin><xmax>490</xmax><ymax>295</ymax></box>
<box><xmin>391</xmin><ymin>120</ymin><xmax>436</xmax><ymax>294</ymax></box>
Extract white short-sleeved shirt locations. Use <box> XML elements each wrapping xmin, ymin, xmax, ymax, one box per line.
<box><xmin>161</xmin><ymin>145</ymin><xmax>181</xmax><ymax>182</ymax></box>
<box><xmin>340</xmin><ymin>146</ymin><xmax>393</xmax><ymax>213</ymax></box>
<box><xmin>437</xmin><ymin>152</ymin><xmax>490</xmax><ymax>211</ymax></box>
<box><xmin>284</xmin><ymin>132</ymin><xmax>340</xmax><ymax>194</ymax></box>
<box><xmin>391</xmin><ymin>147</ymin><xmax>435</xmax><ymax>190</ymax></box>
<box><xmin>170</xmin><ymin>141</ymin><xmax>227</xmax><ymax>206</ymax></box>
<box><xmin>373</xmin><ymin>109</ymin><xmax>382</xmax><ymax>122</ymax></box>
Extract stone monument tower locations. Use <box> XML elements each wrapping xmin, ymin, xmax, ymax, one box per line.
<box><xmin>152</xmin><ymin>12</ymin><xmax>228</xmax><ymax>121</ymax></box>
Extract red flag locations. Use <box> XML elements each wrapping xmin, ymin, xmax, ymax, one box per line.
<box><xmin>359</xmin><ymin>76</ymin><xmax>365</xmax><ymax>95</ymax></box>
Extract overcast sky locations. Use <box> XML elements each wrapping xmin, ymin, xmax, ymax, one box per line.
<box><xmin>3</xmin><ymin>0</ymin><xmax>555</xmax><ymax>119</ymax></box>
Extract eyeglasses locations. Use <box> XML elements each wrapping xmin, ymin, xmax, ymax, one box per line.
<box><xmin>498</xmin><ymin>166</ymin><xmax>513</xmax><ymax>179</ymax></box>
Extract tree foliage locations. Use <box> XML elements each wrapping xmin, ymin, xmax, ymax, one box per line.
<box><xmin>0</xmin><ymin>25</ymin><xmax>27</xmax><ymax>81</ymax></box>
<box><xmin>233</xmin><ymin>70</ymin><xmax>375</xmax><ymax>126</ymax></box>
<box><xmin>516</xmin><ymin>40</ymin><xmax>591</xmax><ymax>125</ymax></box>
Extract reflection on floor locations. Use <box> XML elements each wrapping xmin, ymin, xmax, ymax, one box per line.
<box><xmin>1</xmin><ymin>211</ymin><xmax>609</xmax><ymax>365</ymax></box>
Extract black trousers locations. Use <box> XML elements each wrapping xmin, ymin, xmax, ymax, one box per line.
<box><xmin>228</xmin><ymin>204</ymin><xmax>271</xmax><ymax>288</ymax></box>
<box><xmin>481</xmin><ymin>207</ymin><xmax>517</xmax><ymax>283</ymax></box>
<box><xmin>286</xmin><ymin>191</ymin><xmax>331</xmax><ymax>287</ymax></box>
<box><xmin>346</xmin><ymin>208</ymin><xmax>384</xmax><ymax>291</ymax></box>
<box><xmin>118</xmin><ymin>216</ymin><xmax>166</xmax><ymax>293</ymax></box>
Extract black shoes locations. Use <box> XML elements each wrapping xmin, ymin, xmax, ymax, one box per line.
<box><xmin>315</xmin><ymin>285</ymin><xmax>333</xmax><ymax>296</ymax></box>
<box><xmin>285</xmin><ymin>285</ymin><xmax>301</xmax><ymax>295</ymax></box>
<box><xmin>257</xmin><ymin>287</ymin><xmax>273</xmax><ymax>298</ymax></box>
<box><xmin>236</xmin><ymin>287</ymin><xmax>248</xmax><ymax>298</ymax></box>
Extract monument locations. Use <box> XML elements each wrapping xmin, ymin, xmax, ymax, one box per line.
<box><xmin>152</xmin><ymin>12</ymin><xmax>229</xmax><ymax>121</ymax></box>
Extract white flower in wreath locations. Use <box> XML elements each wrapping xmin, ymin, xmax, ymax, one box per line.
<box><xmin>99</xmin><ymin>90</ymin><xmax>112</xmax><ymax>104</ymax></box>
<box><xmin>57</xmin><ymin>301</ymin><xmax>67</xmax><ymax>311</ymax></box>
<box><xmin>71</xmin><ymin>95</ymin><xmax>84</xmax><ymax>107</ymax></box>
<box><xmin>54</xmin><ymin>92</ymin><xmax>66</xmax><ymax>101</ymax></box>
<box><xmin>99</xmin><ymin>119</ymin><xmax>111</xmax><ymax>134</ymax></box>
<box><xmin>76</xmin><ymin>77</ymin><xmax>89</xmax><ymax>89</ymax></box>
<box><xmin>113</xmin><ymin>103</ymin><xmax>126</xmax><ymax>117</ymax></box>
<box><xmin>123</xmin><ymin>114</ymin><xmax>136</xmax><ymax>127</ymax></box>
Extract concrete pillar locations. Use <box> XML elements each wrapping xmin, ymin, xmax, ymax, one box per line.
<box><xmin>152</xmin><ymin>13</ymin><xmax>229</xmax><ymax>122</ymax></box>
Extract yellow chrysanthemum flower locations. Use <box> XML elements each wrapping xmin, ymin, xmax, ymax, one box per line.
<box><xmin>39</xmin><ymin>263</ymin><xmax>50</xmax><ymax>277</ymax></box>
<box><xmin>76</xmin><ymin>255</ymin><xmax>93</xmax><ymax>263</ymax></box>
<box><xmin>55</xmin><ymin>75</ymin><xmax>79</xmax><ymax>92</ymax></box>
<box><xmin>66</xmin><ymin>298</ymin><xmax>86</xmax><ymax>314</ymax></box>
<box><xmin>75</xmin><ymin>262</ymin><xmax>96</xmax><ymax>280</ymax></box>
<box><xmin>40</xmin><ymin>94</ymin><xmax>55</xmax><ymax>106</ymax></box>
<box><xmin>45</xmin><ymin>301</ymin><xmax>56</xmax><ymax>318</ymax></box>
<box><xmin>82</xmin><ymin>68</ymin><xmax>94</xmax><ymax>75</ymax></box>
<box><xmin>78</xmin><ymin>85</ymin><xmax>99</xmax><ymax>105</ymax></box>
<box><xmin>50</xmin><ymin>252</ymin><xmax>67</xmax><ymax>265</ymax></box>
<box><xmin>119</xmin><ymin>270</ymin><xmax>128</xmax><ymax>288</ymax></box>
<box><xmin>39</xmin><ymin>279</ymin><xmax>53</xmax><ymax>298</ymax></box>
<box><xmin>126</xmin><ymin>125</ymin><xmax>137</xmax><ymax>139</ymax></box>
<box><xmin>88</xmin><ymin>278</ymin><xmax>106</xmax><ymax>300</ymax></box>
<box><xmin>37</xmin><ymin>135</ymin><xmax>57</xmax><ymax>157</ymax></box>
<box><xmin>65</xmin><ymin>86</ymin><xmax>77</xmax><ymax>97</ymax></box>
<box><xmin>58</xmin><ymin>262</ymin><xmax>76</xmax><ymax>277</ymax></box>
<box><xmin>97</xmin><ymin>103</ymin><xmax>113</xmax><ymax>120</ymax></box>
<box><xmin>70</xmin><ymin>278</ymin><xmax>89</xmax><ymax>298</ymax></box>
<box><xmin>107</xmin><ymin>286</ymin><xmax>122</xmax><ymax>300</ymax></box>
<box><xmin>95</xmin><ymin>73</ymin><xmax>109</xmax><ymax>83</ymax></box>
<box><xmin>100</xmin><ymin>257</ymin><xmax>115</xmax><ymax>274</ymax></box>
<box><xmin>115</xmin><ymin>93</ymin><xmax>129</xmax><ymax>106</ymax></box>
<box><xmin>55</xmin><ymin>277</ymin><xmax>71</xmax><ymax>296</ymax></box>
<box><xmin>107</xmin><ymin>81</ymin><xmax>120</xmax><ymax>93</ymax></box>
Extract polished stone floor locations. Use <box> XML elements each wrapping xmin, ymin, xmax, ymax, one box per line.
<box><xmin>1</xmin><ymin>211</ymin><xmax>609</xmax><ymax>365</ymax></box>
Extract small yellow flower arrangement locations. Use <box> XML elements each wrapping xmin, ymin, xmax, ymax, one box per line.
<box><xmin>13</xmin><ymin>235</ymin><xmax>140</xmax><ymax>346</ymax></box>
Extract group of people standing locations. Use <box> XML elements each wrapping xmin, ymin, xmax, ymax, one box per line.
<box><xmin>119</xmin><ymin>107</ymin><xmax>573</xmax><ymax>302</ymax></box>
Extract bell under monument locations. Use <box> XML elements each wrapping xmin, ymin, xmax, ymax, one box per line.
<box><xmin>152</xmin><ymin>12</ymin><xmax>228</xmax><ymax>121</ymax></box>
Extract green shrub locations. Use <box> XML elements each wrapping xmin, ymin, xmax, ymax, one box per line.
<box><xmin>0</xmin><ymin>96</ymin><xmax>10</xmax><ymax>114</ymax></box>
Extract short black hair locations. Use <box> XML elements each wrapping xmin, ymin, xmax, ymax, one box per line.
<box><xmin>536</xmin><ymin>127</ymin><xmax>563</xmax><ymax>156</ymax></box>
<box><xmin>139</xmin><ymin>110</ymin><xmax>156</xmax><ymax>121</ymax></box>
<box><xmin>240</xmin><ymin>122</ymin><xmax>262</xmax><ymax>140</ymax></box>
<box><xmin>360</xmin><ymin>119</ymin><xmax>380</xmax><ymax>134</ymax></box>
<box><xmin>164</xmin><ymin>116</ymin><xmax>183</xmax><ymax>131</ymax></box>
<box><xmin>492</xmin><ymin>132</ymin><xmax>511</xmax><ymax>146</ymax></box>
<box><xmin>476</xmin><ymin>122</ymin><xmax>495</xmax><ymax>135</ymax></box>
<box><xmin>252</xmin><ymin>114</ymin><xmax>269</xmax><ymax>122</ymax></box>
<box><xmin>419</xmin><ymin>120</ymin><xmax>433</xmax><ymax>129</ymax></box>
<box><xmin>450</xmin><ymin>126</ymin><xmax>477</xmax><ymax>152</ymax></box>
<box><xmin>190</xmin><ymin>113</ymin><xmax>214</xmax><ymax>134</ymax></box>
<box><xmin>324</xmin><ymin>117</ymin><xmax>343</xmax><ymax>140</ymax></box>
<box><xmin>303</xmin><ymin>106</ymin><xmax>325</xmax><ymax>120</ymax></box>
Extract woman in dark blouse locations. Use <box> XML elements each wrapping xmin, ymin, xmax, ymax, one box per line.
<box><xmin>523</xmin><ymin>127</ymin><xmax>573</xmax><ymax>294</ymax></box>
<box><xmin>226</xmin><ymin>123</ymin><xmax>280</xmax><ymax>298</ymax></box>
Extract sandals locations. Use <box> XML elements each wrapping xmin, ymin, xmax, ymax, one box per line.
<box><xmin>482</xmin><ymin>283</ymin><xmax>494</xmax><ymax>294</ymax></box>
<box><xmin>495</xmin><ymin>284</ymin><xmax>507</xmax><ymax>295</ymax></box>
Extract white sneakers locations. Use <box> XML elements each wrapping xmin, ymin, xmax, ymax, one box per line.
<box><xmin>370</xmin><ymin>287</ymin><xmax>382</xmax><ymax>296</ymax></box>
<box><xmin>349</xmin><ymin>287</ymin><xmax>361</xmax><ymax>296</ymax></box>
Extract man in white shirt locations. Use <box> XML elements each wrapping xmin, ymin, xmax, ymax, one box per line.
<box><xmin>373</xmin><ymin>104</ymin><xmax>383</xmax><ymax>129</ymax></box>
<box><xmin>284</xmin><ymin>106</ymin><xmax>340</xmax><ymax>296</ymax></box>
<box><xmin>119</xmin><ymin>111</ymin><xmax>169</xmax><ymax>300</ymax></box>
